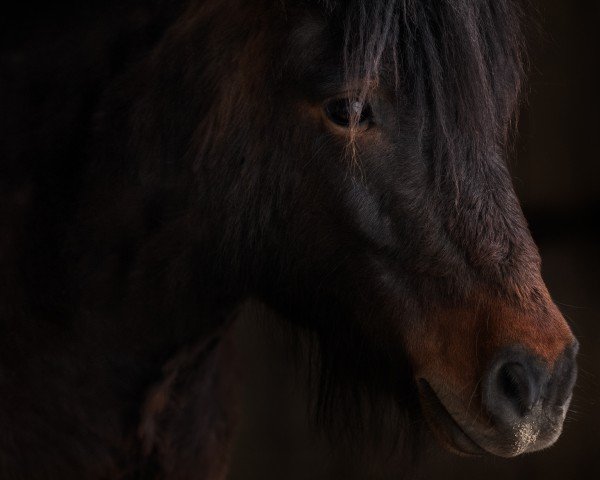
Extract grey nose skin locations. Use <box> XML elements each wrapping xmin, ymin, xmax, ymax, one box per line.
<box><xmin>481</xmin><ymin>342</ymin><xmax>578</xmax><ymax>427</ymax></box>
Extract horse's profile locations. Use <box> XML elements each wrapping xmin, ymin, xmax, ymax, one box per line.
<box><xmin>0</xmin><ymin>0</ymin><xmax>578</xmax><ymax>478</ymax></box>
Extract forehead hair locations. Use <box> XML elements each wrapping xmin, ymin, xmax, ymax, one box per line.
<box><xmin>302</xmin><ymin>0</ymin><xmax>525</xmax><ymax>172</ymax></box>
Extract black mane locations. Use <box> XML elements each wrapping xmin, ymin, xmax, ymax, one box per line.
<box><xmin>320</xmin><ymin>0</ymin><xmax>525</xmax><ymax>174</ymax></box>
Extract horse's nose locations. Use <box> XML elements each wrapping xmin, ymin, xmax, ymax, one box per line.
<box><xmin>482</xmin><ymin>342</ymin><xmax>578</xmax><ymax>425</ymax></box>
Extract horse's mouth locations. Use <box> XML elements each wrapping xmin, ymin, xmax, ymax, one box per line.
<box><xmin>417</xmin><ymin>379</ymin><xmax>486</xmax><ymax>457</ymax></box>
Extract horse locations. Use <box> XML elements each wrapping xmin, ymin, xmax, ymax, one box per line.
<box><xmin>0</xmin><ymin>0</ymin><xmax>578</xmax><ymax>478</ymax></box>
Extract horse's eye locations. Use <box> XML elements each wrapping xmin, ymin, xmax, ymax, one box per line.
<box><xmin>324</xmin><ymin>98</ymin><xmax>373</xmax><ymax>129</ymax></box>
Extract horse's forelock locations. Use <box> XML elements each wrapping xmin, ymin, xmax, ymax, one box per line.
<box><xmin>303</xmin><ymin>0</ymin><xmax>525</xmax><ymax>174</ymax></box>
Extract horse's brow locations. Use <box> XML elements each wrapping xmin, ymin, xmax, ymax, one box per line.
<box><xmin>292</xmin><ymin>63</ymin><xmax>345</xmax><ymax>98</ymax></box>
<box><xmin>297</xmin><ymin>61</ymin><xmax>379</xmax><ymax>99</ymax></box>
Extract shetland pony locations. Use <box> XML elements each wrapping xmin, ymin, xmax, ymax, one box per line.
<box><xmin>0</xmin><ymin>1</ymin><xmax>577</xmax><ymax>478</ymax></box>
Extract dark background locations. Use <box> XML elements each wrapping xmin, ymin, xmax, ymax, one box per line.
<box><xmin>228</xmin><ymin>1</ymin><xmax>600</xmax><ymax>479</ymax></box>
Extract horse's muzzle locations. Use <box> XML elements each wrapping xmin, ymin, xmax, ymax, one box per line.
<box><xmin>418</xmin><ymin>341</ymin><xmax>578</xmax><ymax>457</ymax></box>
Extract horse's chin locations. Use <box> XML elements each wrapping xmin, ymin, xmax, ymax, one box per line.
<box><xmin>417</xmin><ymin>379</ymin><xmax>486</xmax><ymax>457</ymax></box>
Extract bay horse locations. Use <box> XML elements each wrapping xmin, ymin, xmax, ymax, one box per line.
<box><xmin>0</xmin><ymin>0</ymin><xmax>577</xmax><ymax>478</ymax></box>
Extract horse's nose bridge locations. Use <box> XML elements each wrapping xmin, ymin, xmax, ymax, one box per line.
<box><xmin>482</xmin><ymin>295</ymin><xmax>576</xmax><ymax>366</ymax></box>
<box><xmin>409</xmin><ymin>291</ymin><xmax>576</xmax><ymax>394</ymax></box>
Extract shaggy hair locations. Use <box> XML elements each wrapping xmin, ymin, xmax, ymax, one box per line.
<box><xmin>321</xmin><ymin>0</ymin><xmax>525</xmax><ymax>183</ymax></box>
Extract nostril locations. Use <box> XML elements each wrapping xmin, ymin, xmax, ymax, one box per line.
<box><xmin>482</xmin><ymin>345</ymin><xmax>577</xmax><ymax>432</ymax></box>
<box><xmin>482</xmin><ymin>348</ymin><xmax>546</xmax><ymax>426</ymax></box>
<box><xmin>497</xmin><ymin>362</ymin><xmax>536</xmax><ymax>415</ymax></box>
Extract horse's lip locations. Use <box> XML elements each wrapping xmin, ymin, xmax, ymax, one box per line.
<box><xmin>417</xmin><ymin>379</ymin><xmax>486</xmax><ymax>457</ymax></box>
